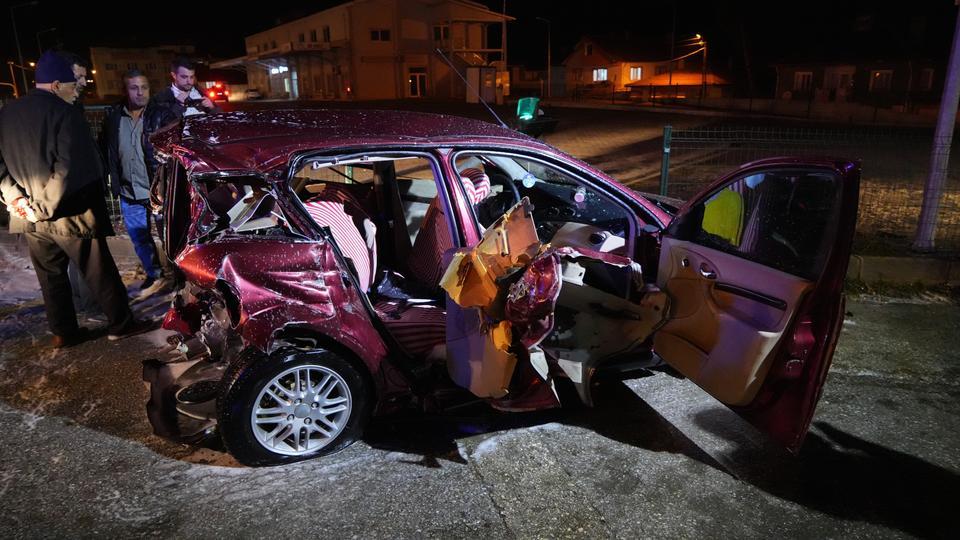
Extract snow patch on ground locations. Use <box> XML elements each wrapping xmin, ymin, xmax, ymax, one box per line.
<box><xmin>0</xmin><ymin>243</ymin><xmax>41</xmax><ymax>307</ymax></box>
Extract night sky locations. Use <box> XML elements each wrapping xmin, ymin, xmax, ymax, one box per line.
<box><xmin>1</xmin><ymin>0</ymin><xmax>956</xmax><ymax>95</ymax></box>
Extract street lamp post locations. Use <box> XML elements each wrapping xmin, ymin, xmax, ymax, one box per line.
<box><xmin>36</xmin><ymin>27</ymin><xmax>57</xmax><ymax>54</ymax></box>
<box><xmin>10</xmin><ymin>1</ymin><xmax>40</xmax><ymax>95</ymax></box>
<box><xmin>700</xmin><ymin>38</ymin><xmax>708</xmax><ymax>104</ymax></box>
<box><xmin>536</xmin><ymin>17</ymin><xmax>551</xmax><ymax>98</ymax></box>
<box><xmin>6</xmin><ymin>62</ymin><xmax>19</xmax><ymax>98</ymax></box>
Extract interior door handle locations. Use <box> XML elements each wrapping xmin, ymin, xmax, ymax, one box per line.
<box><xmin>699</xmin><ymin>263</ymin><xmax>717</xmax><ymax>280</ymax></box>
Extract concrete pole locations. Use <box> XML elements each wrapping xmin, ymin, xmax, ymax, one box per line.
<box><xmin>10</xmin><ymin>5</ymin><xmax>29</xmax><ymax>93</ymax></box>
<box><xmin>546</xmin><ymin>21</ymin><xmax>551</xmax><ymax>99</ymax></box>
<box><xmin>502</xmin><ymin>0</ymin><xmax>508</xmax><ymax>69</ymax></box>
<box><xmin>913</xmin><ymin>4</ymin><xmax>960</xmax><ymax>251</ymax></box>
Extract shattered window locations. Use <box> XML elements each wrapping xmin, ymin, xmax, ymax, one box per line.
<box><xmin>669</xmin><ymin>169</ymin><xmax>842</xmax><ymax>279</ymax></box>
<box><xmin>193</xmin><ymin>176</ymin><xmax>290</xmax><ymax>238</ymax></box>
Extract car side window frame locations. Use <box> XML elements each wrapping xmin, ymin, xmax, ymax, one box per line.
<box><xmin>666</xmin><ymin>167</ymin><xmax>844</xmax><ymax>280</ymax></box>
<box><xmin>284</xmin><ymin>148</ymin><xmax>459</xmax><ymax>246</ymax></box>
<box><xmin>448</xmin><ymin>147</ymin><xmax>642</xmax><ymax>257</ymax></box>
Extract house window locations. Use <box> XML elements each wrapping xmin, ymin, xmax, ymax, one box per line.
<box><xmin>371</xmin><ymin>29</ymin><xmax>391</xmax><ymax>41</ymax></box>
<box><xmin>585</xmin><ymin>44</ymin><xmax>593</xmax><ymax>56</ymax></box>
<box><xmin>629</xmin><ymin>66</ymin><xmax>642</xmax><ymax>80</ymax></box>
<box><xmin>592</xmin><ymin>68</ymin><xmax>608</xmax><ymax>82</ymax></box>
<box><xmin>793</xmin><ymin>71</ymin><xmax>813</xmax><ymax>92</ymax></box>
<box><xmin>323</xmin><ymin>26</ymin><xmax>331</xmax><ymax>43</ymax></box>
<box><xmin>919</xmin><ymin>68</ymin><xmax>934</xmax><ymax>91</ymax></box>
<box><xmin>146</xmin><ymin>63</ymin><xmax>156</xmax><ymax>70</ymax></box>
<box><xmin>263</xmin><ymin>42</ymin><xmax>269</xmax><ymax>52</ymax></box>
<box><xmin>869</xmin><ymin>69</ymin><xmax>893</xmax><ymax>92</ymax></box>
<box><xmin>433</xmin><ymin>25</ymin><xmax>450</xmax><ymax>41</ymax></box>
<box><xmin>299</xmin><ymin>33</ymin><xmax>305</xmax><ymax>43</ymax></box>
<box><xmin>310</xmin><ymin>29</ymin><xmax>318</xmax><ymax>42</ymax></box>
<box><xmin>271</xmin><ymin>40</ymin><xmax>277</xmax><ymax>49</ymax></box>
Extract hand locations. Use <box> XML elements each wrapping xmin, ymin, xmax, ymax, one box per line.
<box><xmin>7</xmin><ymin>197</ymin><xmax>38</xmax><ymax>223</ymax></box>
<box><xmin>200</xmin><ymin>97</ymin><xmax>215</xmax><ymax>110</ymax></box>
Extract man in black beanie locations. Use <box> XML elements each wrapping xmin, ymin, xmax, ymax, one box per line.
<box><xmin>0</xmin><ymin>51</ymin><xmax>148</xmax><ymax>348</ymax></box>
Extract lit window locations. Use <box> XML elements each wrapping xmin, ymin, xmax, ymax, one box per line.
<box><xmin>592</xmin><ymin>68</ymin><xmax>607</xmax><ymax>82</ymax></box>
<box><xmin>793</xmin><ymin>71</ymin><xmax>813</xmax><ymax>92</ymax></box>
<box><xmin>629</xmin><ymin>66</ymin><xmax>642</xmax><ymax>80</ymax></box>
<box><xmin>869</xmin><ymin>70</ymin><xmax>893</xmax><ymax>92</ymax></box>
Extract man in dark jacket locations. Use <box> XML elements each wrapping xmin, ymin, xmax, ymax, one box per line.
<box><xmin>103</xmin><ymin>69</ymin><xmax>170</xmax><ymax>295</ymax></box>
<box><xmin>143</xmin><ymin>57</ymin><xmax>220</xmax><ymax>170</ymax></box>
<box><xmin>0</xmin><ymin>51</ymin><xmax>146</xmax><ymax>348</ymax></box>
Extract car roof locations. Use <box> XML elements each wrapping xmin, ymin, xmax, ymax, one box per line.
<box><xmin>167</xmin><ymin>109</ymin><xmax>547</xmax><ymax>174</ymax></box>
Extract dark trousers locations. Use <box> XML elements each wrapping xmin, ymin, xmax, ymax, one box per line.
<box><xmin>68</xmin><ymin>261</ymin><xmax>99</xmax><ymax>314</ymax></box>
<box><xmin>25</xmin><ymin>231</ymin><xmax>133</xmax><ymax>336</ymax></box>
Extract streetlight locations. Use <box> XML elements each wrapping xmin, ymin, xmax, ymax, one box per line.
<box><xmin>6</xmin><ymin>62</ymin><xmax>19</xmax><ymax>98</ymax></box>
<box><xmin>699</xmin><ymin>37</ymin><xmax>708</xmax><ymax>104</ymax></box>
<box><xmin>36</xmin><ymin>27</ymin><xmax>57</xmax><ymax>54</ymax></box>
<box><xmin>536</xmin><ymin>16</ymin><xmax>551</xmax><ymax>98</ymax></box>
<box><xmin>10</xmin><ymin>1</ymin><xmax>40</xmax><ymax>94</ymax></box>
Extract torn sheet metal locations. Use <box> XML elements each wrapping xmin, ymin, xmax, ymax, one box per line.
<box><xmin>440</xmin><ymin>197</ymin><xmax>540</xmax><ymax>312</ymax></box>
<box><xmin>441</xmin><ymin>197</ymin><xmax>669</xmax><ymax>405</ymax></box>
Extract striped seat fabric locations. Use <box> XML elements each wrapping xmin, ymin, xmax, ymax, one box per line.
<box><xmin>406</xmin><ymin>168</ymin><xmax>492</xmax><ymax>286</ymax></box>
<box><xmin>459</xmin><ymin>167</ymin><xmax>491</xmax><ymax>204</ymax></box>
<box><xmin>303</xmin><ymin>198</ymin><xmax>377</xmax><ymax>291</ymax></box>
<box><xmin>373</xmin><ymin>300</ymin><xmax>446</xmax><ymax>357</ymax></box>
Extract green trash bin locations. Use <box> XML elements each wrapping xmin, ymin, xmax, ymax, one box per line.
<box><xmin>516</xmin><ymin>97</ymin><xmax>539</xmax><ymax>121</ymax></box>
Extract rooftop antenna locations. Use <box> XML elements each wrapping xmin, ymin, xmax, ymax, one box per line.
<box><xmin>434</xmin><ymin>48</ymin><xmax>509</xmax><ymax>129</ymax></box>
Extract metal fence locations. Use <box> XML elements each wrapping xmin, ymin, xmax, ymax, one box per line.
<box><xmin>659</xmin><ymin>125</ymin><xmax>960</xmax><ymax>256</ymax></box>
<box><xmin>83</xmin><ymin>106</ymin><xmax>125</xmax><ymax>232</ymax></box>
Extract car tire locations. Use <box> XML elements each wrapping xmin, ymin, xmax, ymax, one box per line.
<box><xmin>218</xmin><ymin>348</ymin><xmax>371</xmax><ymax>466</ymax></box>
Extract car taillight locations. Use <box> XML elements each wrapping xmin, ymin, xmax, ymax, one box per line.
<box><xmin>208</xmin><ymin>90</ymin><xmax>216</xmax><ymax>98</ymax></box>
<box><xmin>224</xmin><ymin>90</ymin><xmax>229</xmax><ymax>96</ymax></box>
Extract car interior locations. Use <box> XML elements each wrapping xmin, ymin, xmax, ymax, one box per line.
<box><xmin>285</xmin><ymin>151</ymin><xmax>662</xmax><ymax>392</ymax></box>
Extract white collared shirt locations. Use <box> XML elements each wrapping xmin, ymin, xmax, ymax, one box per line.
<box><xmin>171</xmin><ymin>84</ymin><xmax>205</xmax><ymax>117</ymax></box>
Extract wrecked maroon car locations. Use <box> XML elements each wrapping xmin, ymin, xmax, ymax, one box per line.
<box><xmin>145</xmin><ymin>110</ymin><xmax>860</xmax><ymax>466</ymax></box>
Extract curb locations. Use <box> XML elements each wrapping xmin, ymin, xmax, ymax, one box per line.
<box><xmin>848</xmin><ymin>255</ymin><xmax>958</xmax><ymax>285</ymax></box>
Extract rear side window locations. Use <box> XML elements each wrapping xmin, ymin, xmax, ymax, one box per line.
<box><xmin>667</xmin><ymin>169</ymin><xmax>842</xmax><ymax>280</ymax></box>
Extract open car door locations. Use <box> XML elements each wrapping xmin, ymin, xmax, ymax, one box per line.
<box><xmin>654</xmin><ymin>158</ymin><xmax>860</xmax><ymax>452</ymax></box>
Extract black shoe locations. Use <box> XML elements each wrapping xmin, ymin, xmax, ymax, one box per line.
<box><xmin>107</xmin><ymin>319</ymin><xmax>153</xmax><ymax>341</ymax></box>
<box><xmin>51</xmin><ymin>327</ymin><xmax>90</xmax><ymax>349</ymax></box>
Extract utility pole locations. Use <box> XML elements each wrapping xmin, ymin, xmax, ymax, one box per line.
<box><xmin>668</xmin><ymin>2</ymin><xmax>676</xmax><ymax>87</ymax></box>
<box><xmin>502</xmin><ymin>0</ymin><xmax>508</xmax><ymax>69</ymax></box>
<box><xmin>537</xmin><ymin>17</ymin><xmax>551</xmax><ymax>98</ymax></box>
<box><xmin>10</xmin><ymin>1</ymin><xmax>39</xmax><ymax>95</ymax></box>
<box><xmin>914</xmin><ymin>3</ymin><xmax>960</xmax><ymax>251</ymax></box>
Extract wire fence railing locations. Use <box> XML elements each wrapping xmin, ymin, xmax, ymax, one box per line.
<box><xmin>659</xmin><ymin>125</ymin><xmax>960</xmax><ymax>256</ymax></box>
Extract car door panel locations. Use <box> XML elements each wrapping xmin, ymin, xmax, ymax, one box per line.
<box><xmin>655</xmin><ymin>237</ymin><xmax>813</xmax><ymax>406</ymax></box>
<box><xmin>655</xmin><ymin>159</ymin><xmax>860</xmax><ymax>451</ymax></box>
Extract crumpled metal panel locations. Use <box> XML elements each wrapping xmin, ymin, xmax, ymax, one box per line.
<box><xmin>166</xmin><ymin>238</ymin><xmax>391</xmax><ymax>379</ymax></box>
<box><xmin>504</xmin><ymin>253</ymin><xmax>562</xmax><ymax>349</ymax></box>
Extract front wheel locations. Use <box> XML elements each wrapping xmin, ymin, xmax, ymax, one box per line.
<box><xmin>218</xmin><ymin>349</ymin><xmax>371</xmax><ymax>466</ymax></box>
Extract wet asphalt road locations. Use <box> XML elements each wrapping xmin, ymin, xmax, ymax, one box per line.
<box><xmin>0</xmin><ymin>277</ymin><xmax>957</xmax><ymax>538</ymax></box>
